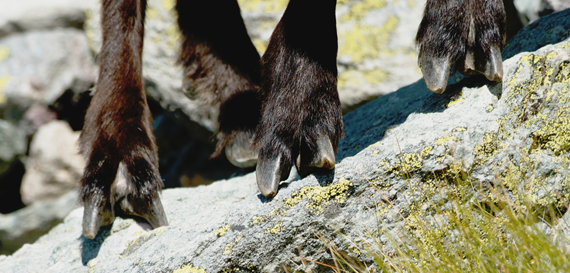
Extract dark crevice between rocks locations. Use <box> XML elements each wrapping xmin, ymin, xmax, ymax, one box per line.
<box><xmin>0</xmin><ymin>159</ymin><xmax>25</xmax><ymax>214</ymax></box>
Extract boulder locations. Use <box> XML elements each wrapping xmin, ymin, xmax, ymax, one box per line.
<box><xmin>0</xmin><ymin>191</ymin><xmax>79</xmax><ymax>255</ymax></box>
<box><xmin>0</xmin><ymin>28</ymin><xmax>96</xmax><ymax>121</ymax></box>
<box><xmin>0</xmin><ymin>119</ymin><xmax>25</xmax><ymax>175</ymax></box>
<box><xmin>0</xmin><ymin>0</ymin><xmax>95</xmax><ymax>38</ymax></box>
<box><xmin>19</xmin><ymin>120</ymin><xmax>85</xmax><ymax>205</ymax></box>
<box><xmin>1</xmin><ymin>8</ymin><xmax>569</xmax><ymax>272</ymax></box>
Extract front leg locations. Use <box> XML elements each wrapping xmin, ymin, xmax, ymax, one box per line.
<box><xmin>255</xmin><ymin>0</ymin><xmax>343</xmax><ymax>197</ymax></box>
<box><xmin>79</xmin><ymin>0</ymin><xmax>167</xmax><ymax>239</ymax></box>
<box><xmin>176</xmin><ymin>0</ymin><xmax>262</xmax><ymax>168</ymax></box>
<box><xmin>416</xmin><ymin>0</ymin><xmax>506</xmax><ymax>93</ymax></box>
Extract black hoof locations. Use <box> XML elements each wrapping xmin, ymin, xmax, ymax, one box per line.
<box><xmin>82</xmin><ymin>193</ymin><xmax>115</xmax><ymax>239</ymax></box>
<box><xmin>118</xmin><ymin>192</ymin><xmax>168</xmax><ymax>229</ymax></box>
<box><xmin>256</xmin><ymin>150</ymin><xmax>292</xmax><ymax>198</ymax></box>
<box><xmin>296</xmin><ymin>135</ymin><xmax>336</xmax><ymax>177</ymax></box>
<box><xmin>225</xmin><ymin>131</ymin><xmax>257</xmax><ymax>168</ymax></box>
<box><xmin>418</xmin><ymin>53</ymin><xmax>453</xmax><ymax>94</ymax></box>
<box><xmin>459</xmin><ymin>44</ymin><xmax>503</xmax><ymax>82</ymax></box>
<box><xmin>81</xmin><ymin>162</ymin><xmax>168</xmax><ymax>239</ymax></box>
<box><xmin>416</xmin><ymin>0</ymin><xmax>505</xmax><ymax>93</ymax></box>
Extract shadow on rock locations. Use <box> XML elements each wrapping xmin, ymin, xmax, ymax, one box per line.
<box><xmin>80</xmin><ymin>225</ymin><xmax>112</xmax><ymax>266</ymax></box>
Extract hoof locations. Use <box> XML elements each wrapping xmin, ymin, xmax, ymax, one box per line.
<box><xmin>225</xmin><ymin>131</ymin><xmax>258</xmax><ymax>168</ymax></box>
<box><xmin>256</xmin><ymin>150</ymin><xmax>292</xmax><ymax>198</ymax></box>
<box><xmin>296</xmin><ymin>135</ymin><xmax>336</xmax><ymax>177</ymax></box>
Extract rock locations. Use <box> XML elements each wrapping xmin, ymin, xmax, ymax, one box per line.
<box><xmin>0</xmin><ymin>119</ymin><xmax>26</xmax><ymax>214</ymax></box>
<box><xmin>0</xmin><ymin>0</ymin><xmax>95</xmax><ymax>38</ymax></box>
<box><xmin>0</xmin><ymin>28</ymin><xmax>97</xmax><ymax>127</ymax></box>
<box><xmin>0</xmin><ymin>119</ymin><xmax>25</xmax><ymax>175</ymax></box>
<box><xmin>0</xmin><ymin>190</ymin><xmax>79</xmax><ymax>255</ymax></box>
<box><xmin>20</xmin><ymin>120</ymin><xmax>85</xmax><ymax>205</ymax></box>
<box><xmin>1</xmin><ymin>9</ymin><xmax>569</xmax><ymax>272</ymax></box>
<box><xmin>515</xmin><ymin>0</ymin><xmax>570</xmax><ymax>24</ymax></box>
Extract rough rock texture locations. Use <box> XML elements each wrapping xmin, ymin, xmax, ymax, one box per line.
<box><xmin>0</xmin><ymin>119</ymin><xmax>25</xmax><ymax>175</ymax></box>
<box><xmin>0</xmin><ymin>119</ymin><xmax>26</xmax><ymax>214</ymax></box>
<box><xmin>0</xmin><ymin>191</ymin><xmax>79</xmax><ymax>255</ymax></box>
<box><xmin>0</xmin><ymin>0</ymin><xmax>94</xmax><ymax>38</ymax></box>
<box><xmin>0</xmin><ymin>28</ymin><xmax>96</xmax><ymax>117</ymax></box>
<box><xmin>20</xmin><ymin>120</ymin><xmax>85</xmax><ymax>205</ymax></box>
<box><xmin>515</xmin><ymin>0</ymin><xmax>570</xmax><ymax>23</ymax></box>
<box><xmin>1</xmin><ymin>9</ymin><xmax>569</xmax><ymax>273</ymax></box>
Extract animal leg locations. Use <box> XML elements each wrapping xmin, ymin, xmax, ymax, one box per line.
<box><xmin>79</xmin><ymin>0</ymin><xmax>167</xmax><ymax>239</ymax></box>
<box><xmin>176</xmin><ymin>0</ymin><xmax>262</xmax><ymax>168</ymax></box>
<box><xmin>254</xmin><ymin>0</ymin><xmax>343</xmax><ymax>197</ymax></box>
<box><xmin>416</xmin><ymin>0</ymin><xmax>506</xmax><ymax>93</ymax></box>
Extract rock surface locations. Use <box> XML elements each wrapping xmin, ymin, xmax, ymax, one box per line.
<box><xmin>0</xmin><ymin>119</ymin><xmax>25</xmax><ymax>175</ymax></box>
<box><xmin>20</xmin><ymin>120</ymin><xmax>85</xmax><ymax>205</ymax></box>
<box><xmin>1</xmin><ymin>8</ymin><xmax>569</xmax><ymax>273</ymax></box>
<box><xmin>0</xmin><ymin>28</ymin><xmax>96</xmax><ymax>116</ymax></box>
<box><xmin>0</xmin><ymin>0</ymin><xmax>93</xmax><ymax>38</ymax></box>
<box><xmin>0</xmin><ymin>191</ymin><xmax>79</xmax><ymax>255</ymax></box>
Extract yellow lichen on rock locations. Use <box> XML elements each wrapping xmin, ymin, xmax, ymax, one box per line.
<box><xmin>0</xmin><ymin>47</ymin><xmax>9</xmax><ymax>63</ymax></box>
<box><xmin>214</xmin><ymin>225</ymin><xmax>231</xmax><ymax>237</ymax></box>
<box><xmin>284</xmin><ymin>178</ymin><xmax>353</xmax><ymax>215</ymax></box>
<box><xmin>173</xmin><ymin>265</ymin><xmax>206</xmax><ymax>273</ymax></box>
<box><xmin>264</xmin><ymin>223</ymin><xmax>284</xmax><ymax>235</ymax></box>
<box><xmin>0</xmin><ymin>75</ymin><xmax>10</xmax><ymax>104</ymax></box>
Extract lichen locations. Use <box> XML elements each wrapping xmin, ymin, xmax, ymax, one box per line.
<box><xmin>173</xmin><ymin>265</ymin><xmax>207</xmax><ymax>273</ymax></box>
<box><xmin>446</xmin><ymin>92</ymin><xmax>465</xmax><ymax>107</ymax></box>
<box><xmin>0</xmin><ymin>47</ymin><xmax>9</xmax><ymax>63</ymax></box>
<box><xmin>214</xmin><ymin>225</ymin><xmax>230</xmax><ymax>237</ymax></box>
<box><xmin>223</xmin><ymin>236</ymin><xmax>243</xmax><ymax>255</ymax></box>
<box><xmin>264</xmin><ymin>223</ymin><xmax>285</xmax><ymax>235</ymax></box>
<box><xmin>0</xmin><ymin>76</ymin><xmax>10</xmax><ymax>104</ymax></box>
<box><xmin>284</xmin><ymin>178</ymin><xmax>353</xmax><ymax>215</ymax></box>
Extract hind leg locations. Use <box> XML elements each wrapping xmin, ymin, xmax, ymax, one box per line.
<box><xmin>416</xmin><ymin>0</ymin><xmax>506</xmax><ymax>93</ymax></box>
<box><xmin>176</xmin><ymin>0</ymin><xmax>262</xmax><ymax>168</ymax></box>
<box><xmin>79</xmin><ymin>0</ymin><xmax>167</xmax><ymax>239</ymax></box>
<box><xmin>254</xmin><ymin>0</ymin><xmax>343</xmax><ymax>197</ymax></box>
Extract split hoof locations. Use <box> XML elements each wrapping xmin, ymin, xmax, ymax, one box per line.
<box><xmin>296</xmin><ymin>135</ymin><xmax>336</xmax><ymax>177</ymax></box>
<box><xmin>225</xmin><ymin>131</ymin><xmax>257</xmax><ymax>168</ymax></box>
<box><xmin>256</xmin><ymin>150</ymin><xmax>292</xmax><ymax>198</ymax></box>
<box><xmin>418</xmin><ymin>53</ymin><xmax>452</xmax><ymax>94</ymax></box>
<box><xmin>82</xmin><ymin>194</ymin><xmax>115</xmax><ymax>239</ymax></box>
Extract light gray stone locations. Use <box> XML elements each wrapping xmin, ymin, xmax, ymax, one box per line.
<box><xmin>0</xmin><ymin>119</ymin><xmax>25</xmax><ymax>175</ymax></box>
<box><xmin>1</xmin><ymin>9</ymin><xmax>569</xmax><ymax>272</ymax></box>
<box><xmin>0</xmin><ymin>0</ymin><xmax>95</xmax><ymax>38</ymax></box>
<box><xmin>0</xmin><ymin>190</ymin><xmax>79</xmax><ymax>255</ymax></box>
<box><xmin>0</xmin><ymin>28</ymin><xmax>96</xmax><ymax>112</ymax></box>
<box><xmin>20</xmin><ymin>120</ymin><xmax>85</xmax><ymax>205</ymax></box>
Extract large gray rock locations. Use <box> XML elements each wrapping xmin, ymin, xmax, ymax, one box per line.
<box><xmin>0</xmin><ymin>190</ymin><xmax>79</xmax><ymax>255</ymax></box>
<box><xmin>0</xmin><ymin>119</ymin><xmax>25</xmax><ymax>175</ymax></box>
<box><xmin>1</xmin><ymin>9</ymin><xmax>569</xmax><ymax>272</ymax></box>
<box><xmin>0</xmin><ymin>28</ymin><xmax>96</xmax><ymax>116</ymax></box>
<box><xmin>0</xmin><ymin>0</ymin><xmax>95</xmax><ymax>38</ymax></box>
<box><xmin>20</xmin><ymin>120</ymin><xmax>85</xmax><ymax>205</ymax></box>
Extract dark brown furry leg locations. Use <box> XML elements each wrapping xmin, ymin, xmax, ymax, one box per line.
<box><xmin>176</xmin><ymin>0</ymin><xmax>262</xmax><ymax>168</ymax></box>
<box><xmin>254</xmin><ymin>0</ymin><xmax>343</xmax><ymax>197</ymax></box>
<box><xmin>416</xmin><ymin>0</ymin><xmax>506</xmax><ymax>93</ymax></box>
<box><xmin>79</xmin><ymin>0</ymin><xmax>167</xmax><ymax>239</ymax></box>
